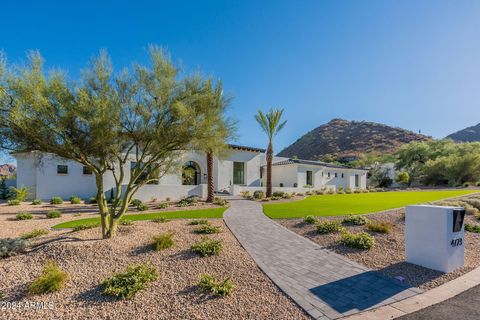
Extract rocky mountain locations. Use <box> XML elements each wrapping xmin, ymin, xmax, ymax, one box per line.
<box><xmin>0</xmin><ymin>164</ymin><xmax>16</xmax><ymax>177</ymax></box>
<box><xmin>446</xmin><ymin>123</ymin><xmax>480</xmax><ymax>142</ymax></box>
<box><xmin>278</xmin><ymin>119</ymin><xmax>430</xmax><ymax>161</ymax></box>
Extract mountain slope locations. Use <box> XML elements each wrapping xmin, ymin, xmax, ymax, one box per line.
<box><xmin>446</xmin><ymin>123</ymin><xmax>480</xmax><ymax>142</ymax></box>
<box><xmin>278</xmin><ymin>119</ymin><xmax>429</xmax><ymax>161</ymax></box>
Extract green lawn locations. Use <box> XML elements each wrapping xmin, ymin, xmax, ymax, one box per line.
<box><xmin>263</xmin><ymin>190</ymin><xmax>478</xmax><ymax>219</ymax></box>
<box><xmin>52</xmin><ymin>207</ymin><xmax>227</xmax><ymax>229</ymax></box>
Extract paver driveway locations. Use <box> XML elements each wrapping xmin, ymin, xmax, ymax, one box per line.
<box><xmin>224</xmin><ymin>197</ymin><xmax>421</xmax><ymax>319</ymax></box>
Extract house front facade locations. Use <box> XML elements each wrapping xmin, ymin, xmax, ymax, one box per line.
<box><xmin>14</xmin><ymin>145</ymin><xmax>367</xmax><ymax>201</ymax></box>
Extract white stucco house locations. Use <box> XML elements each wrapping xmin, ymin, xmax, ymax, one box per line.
<box><xmin>14</xmin><ymin>144</ymin><xmax>367</xmax><ymax>201</ymax></box>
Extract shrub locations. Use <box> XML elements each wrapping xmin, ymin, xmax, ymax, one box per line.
<box><xmin>50</xmin><ymin>197</ymin><xmax>63</xmax><ymax>205</ymax></box>
<box><xmin>240</xmin><ymin>191</ymin><xmax>251</xmax><ymax>198</ymax></box>
<box><xmin>46</xmin><ymin>210</ymin><xmax>61</xmax><ymax>219</ymax></box>
<box><xmin>353</xmin><ymin>189</ymin><xmax>362</xmax><ymax>194</ymax></box>
<box><xmin>367</xmin><ymin>221</ymin><xmax>393</xmax><ymax>233</ymax></box>
<box><xmin>156</xmin><ymin>202</ymin><xmax>169</xmax><ymax>209</ymax></box>
<box><xmin>102</xmin><ymin>263</ymin><xmax>158</xmax><ymax>299</ymax></box>
<box><xmin>462</xmin><ymin>199</ymin><xmax>480</xmax><ymax>211</ymax></box>
<box><xmin>303</xmin><ymin>184</ymin><xmax>313</xmax><ymax>188</ymax></box>
<box><xmin>152</xmin><ymin>232</ymin><xmax>175</xmax><ymax>251</ymax></box>
<box><xmin>342</xmin><ymin>215</ymin><xmax>368</xmax><ymax>226</ymax></box>
<box><xmin>70</xmin><ymin>196</ymin><xmax>81</xmax><ymax>204</ymax></box>
<box><xmin>464</xmin><ymin>182</ymin><xmax>472</xmax><ymax>188</ymax></box>
<box><xmin>191</xmin><ymin>238</ymin><xmax>223</xmax><ymax>257</ymax></box>
<box><xmin>166</xmin><ymin>197</ymin><xmax>171</xmax><ymax>202</ymax></box>
<box><xmin>119</xmin><ymin>219</ymin><xmax>134</xmax><ymax>226</ymax></box>
<box><xmin>282</xmin><ymin>193</ymin><xmax>291</xmax><ymax>199</ymax></box>
<box><xmin>0</xmin><ymin>238</ymin><xmax>30</xmax><ymax>258</ymax></box>
<box><xmin>73</xmin><ymin>223</ymin><xmax>100</xmax><ymax>231</ymax></box>
<box><xmin>177</xmin><ymin>198</ymin><xmax>195</xmax><ymax>207</ymax></box>
<box><xmin>465</xmin><ymin>224</ymin><xmax>480</xmax><ymax>233</ymax></box>
<box><xmin>21</xmin><ymin>229</ymin><xmax>49</xmax><ymax>239</ymax></box>
<box><xmin>88</xmin><ymin>197</ymin><xmax>97</xmax><ymax>204</ymax></box>
<box><xmin>7</xmin><ymin>199</ymin><xmax>20</xmax><ymax>206</ymax></box>
<box><xmin>338</xmin><ymin>186</ymin><xmax>344</xmax><ymax>193</ymax></box>
<box><xmin>341</xmin><ymin>232</ymin><xmax>375</xmax><ymax>249</ymax></box>
<box><xmin>152</xmin><ymin>216</ymin><xmax>170</xmax><ymax>223</ymax></box>
<box><xmin>190</xmin><ymin>219</ymin><xmax>209</xmax><ymax>225</ymax></box>
<box><xmin>31</xmin><ymin>199</ymin><xmax>42</xmax><ymax>205</ymax></box>
<box><xmin>272</xmin><ymin>191</ymin><xmax>285</xmax><ymax>197</ymax></box>
<box><xmin>195</xmin><ymin>224</ymin><xmax>222</xmax><ymax>234</ymax></box>
<box><xmin>296</xmin><ymin>193</ymin><xmax>304</xmax><ymax>196</ymax></box>
<box><xmin>28</xmin><ymin>261</ymin><xmax>67</xmax><ymax>295</ymax></box>
<box><xmin>199</xmin><ymin>274</ymin><xmax>235</xmax><ymax>297</ymax></box>
<box><xmin>253</xmin><ymin>190</ymin><xmax>265</xmax><ymax>199</ymax></box>
<box><xmin>316</xmin><ymin>221</ymin><xmax>343</xmax><ymax>234</ymax></box>
<box><xmin>270</xmin><ymin>196</ymin><xmax>281</xmax><ymax>200</ymax></box>
<box><xmin>305</xmin><ymin>191</ymin><xmax>313</xmax><ymax>196</ymax></box>
<box><xmin>16</xmin><ymin>212</ymin><xmax>33</xmax><ymax>220</ymax></box>
<box><xmin>315</xmin><ymin>190</ymin><xmax>325</xmax><ymax>195</ymax></box>
<box><xmin>326</xmin><ymin>189</ymin><xmax>336</xmax><ymax>195</ymax></box>
<box><xmin>8</xmin><ymin>186</ymin><xmax>29</xmax><ymax>201</ymax></box>
<box><xmin>345</xmin><ymin>188</ymin><xmax>352</xmax><ymax>194</ymax></box>
<box><xmin>213</xmin><ymin>197</ymin><xmax>228</xmax><ymax>206</ymax></box>
<box><xmin>136</xmin><ymin>203</ymin><xmax>148</xmax><ymax>211</ymax></box>
<box><xmin>130</xmin><ymin>199</ymin><xmax>142</xmax><ymax>207</ymax></box>
<box><xmin>303</xmin><ymin>215</ymin><xmax>317</xmax><ymax>224</ymax></box>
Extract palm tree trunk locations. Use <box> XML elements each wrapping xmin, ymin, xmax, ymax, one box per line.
<box><xmin>266</xmin><ymin>142</ymin><xmax>273</xmax><ymax>197</ymax></box>
<box><xmin>206</xmin><ymin>151</ymin><xmax>214</xmax><ymax>202</ymax></box>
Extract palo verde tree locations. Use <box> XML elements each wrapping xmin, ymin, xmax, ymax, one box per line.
<box><xmin>255</xmin><ymin>108</ymin><xmax>286</xmax><ymax>197</ymax></box>
<box><xmin>0</xmin><ymin>47</ymin><xmax>231</xmax><ymax>238</ymax></box>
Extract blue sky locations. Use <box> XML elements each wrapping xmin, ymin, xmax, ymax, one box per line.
<box><xmin>1</xmin><ymin>0</ymin><xmax>480</xmax><ymax>164</ymax></box>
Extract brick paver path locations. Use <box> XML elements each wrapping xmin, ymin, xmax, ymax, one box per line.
<box><xmin>224</xmin><ymin>198</ymin><xmax>421</xmax><ymax>320</ymax></box>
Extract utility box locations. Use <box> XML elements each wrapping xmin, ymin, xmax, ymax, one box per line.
<box><xmin>405</xmin><ymin>205</ymin><xmax>465</xmax><ymax>273</ymax></box>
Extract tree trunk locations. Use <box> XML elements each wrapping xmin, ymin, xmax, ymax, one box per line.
<box><xmin>266</xmin><ymin>142</ymin><xmax>273</xmax><ymax>197</ymax></box>
<box><xmin>206</xmin><ymin>151</ymin><xmax>214</xmax><ymax>202</ymax></box>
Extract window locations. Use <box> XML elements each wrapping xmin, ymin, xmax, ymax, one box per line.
<box><xmin>57</xmin><ymin>165</ymin><xmax>68</xmax><ymax>174</ymax></box>
<box><xmin>83</xmin><ymin>166</ymin><xmax>92</xmax><ymax>175</ymax></box>
<box><xmin>327</xmin><ymin>172</ymin><xmax>331</xmax><ymax>178</ymax></box>
<box><xmin>334</xmin><ymin>173</ymin><xmax>338</xmax><ymax>178</ymax></box>
<box><xmin>306</xmin><ymin>170</ymin><xmax>313</xmax><ymax>186</ymax></box>
<box><xmin>131</xmin><ymin>162</ymin><xmax>159</xmax><ymax>185</ymax></box>
<box><xmin>233</xmin><ymin>162</ymin><xmax>245</xmax><ymax>185</ymax></box>
<box><xmin>260</xmin><ymin>167</ymin><xmax>263</xmax><ymax>179</ymax></box>
<box><xmin>355</xmin><ymin>174</ymin><xmax>360</xmax><ymax>187</ymax></box>
<box><xmin>321</xmin><ymin>172</ymin><xmax>324</xmax><ymax>177</ymax></box>
<box><xmin>182</xmin><ymin>161</ymin><xmax>201</xmax><ymax>185</ymax></box>
<box><xmin>341</xmin><ymin>173</ymin><xmax>344</xmax><ymax>178</ymax></box>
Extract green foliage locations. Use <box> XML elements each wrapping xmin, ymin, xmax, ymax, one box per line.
<box><xmin>190</xmin><ymin>219</ymin><xmax>209</xmax><ymax>225</ymax></box>
<box><xmin>177</xmin><ymin>197</ymin><xmax>197</xmax><ymax>207</ymax></box>
<box><xmin>28</xmin><ymin>261</ymin><xmax>67</xmax><ymax>295</ymax></box>
<box><xmin>70</xmin><ymin>196</ymin><xmax>81</xmax><ymax>204</ymax></box>
<box><xmin>240</xmin><ymin>191</ymin><xmax>251</xmax><ymax>198</ymax></box>
<box><xmin>195</xmin><ymin>224</ymin><xmax>222</xmax><ymax>234</ymax></box>
<box><xmin>8</xmin><ymin>186</ymin><xmax>29</xmax><ymax>201</ymax></box>
<box><xmin>303</xmin><ymin>215</ymin><xmax>317</xmax><ymax>224</ymax></box>
<box><xmin>0</xmin><ymin>238</ymin><xmax>30</xmax><ymax>258</ymax></box>
<box><xmin>465</xmin><ymin>224</ymin><xmax>480</xmax><ymax>233</ymax></box>
<box><xmin>199</xmin><ymin>274</ymin><xmax>235</xmax><ymax>297</ymax></box>
<box><xmin>213</xmin><ymin>197</ymin><xmax>228</xmax><ymax>206</ymax></box>
<box><xmin>152</xmin><ymin>232</ymin><xmax>175</xmax><ymax>251</ymax></box>
<box><xmin>50</xmin><ymin>197</ymin><xmax>63</xmax><ymax>205</ymax></box>
<box><xmin>102</xmin><ymin>263</ymin><xmax>158</xmax><ymax>299</ymax></box>
<box><xmin>46</xmin><ymin>210</ymin><xmax>61</xmax><ymax>219</ymax></box>
<box><xmin>326</xmin><ymin>189</ymin><xmax>335</xmax><ymax>195</ymax></box>
<box><xmin>31</xmin><ymin>199</ymin><xmax>42</xmax><ymax>205</ymax></box>
<box><xmin>16</xmin><ymin>212</ymin><xmax>33</xmax><ymax>220</ymax></box>
<box><xmin>73</xmin><ymin>223</ymin><xmax>100</xmax><ymax>231</ymax></box>
<box><xmin>7</xmin><ymin>199</ymin><xmax>20</xmax><ymax>206</ymax></box>
<box><xmin>191</xmin><ymin>238</ymin><xmax>223</xmax><ymax>257</ymax></box>
<box><xmin>272</xmin><ymin>191</ymin><xmax>285</xmax><ymax>197</ymax></box>
<box><xmin>119</xmin><ymin>219</ymin><xmax>134</xmax><ymax>226</ymax></box>
<box><xmin>152</xmin><ymin>216</ymin><xmax>170</xmax><ymax>223</ymax></box>
<box><xmin>0</xmin><ymin>177</ymin><xmax>8</xmax><ymax>200</ymax></box>
<box><xmin>342</xmin><ymin>214</ymin><xmax>368</xmax><ymax>226</ymax></box>
<box><xmin>87</xmin><ymin>197</ymin><xmax>97</xmax><ymax>204</ymax></box>
<box><xmin>369</xmin><ymin>166</ymin><xmax>393</xmax><ymax>188</ymax></box>
<box><xmin>136</xmin><ymin>203</ymin><xmax>148</xmax><ymax>211</ymax></box>
<box><xmin>341</xmin><ymin>232</ymin><xmax>375</xmax><ymax>249</ymax></box>
<box><xmin>367</xmin><ymin>221</ymin><xmax>393</xmax><ymax>233</ymax></box>
<box><xmin>156</xmin><ymin>202</ymin><xmax>169</xmax><ymax>209</ymax></box>
<box><xmin>316</xmin><ymin>221</ymin><xmax>343</xmax><ymax>234</ymax></box>
<box><xmin>130</xmin><ymin>199</ymin><xmax>142</xmax><ymax>207</ymax></box>
<box><xmin>395</xmin><ymin>171</ymin><xmax>410</xmax><ymax>186</ymax></box>
<box><xmin>253</xmin><ymin>190</ymin><xmax>265</xmax><ymax>199</ymax></box>
<box><xmin>21</xmin><ymin>229</ymin><xmax>49</xmax><ymax>239</ymax></box>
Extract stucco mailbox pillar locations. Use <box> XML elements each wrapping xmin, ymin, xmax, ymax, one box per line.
<box><xmin>405</xmin><ymin>205</ymin><xmax>465</xmax><ymax>273</ymax></box>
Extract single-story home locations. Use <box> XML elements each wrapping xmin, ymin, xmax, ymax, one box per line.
<box><xmin>14</xmin><ymin>145</ymin><xmax>367</xmax><ymax>201</ymax></box>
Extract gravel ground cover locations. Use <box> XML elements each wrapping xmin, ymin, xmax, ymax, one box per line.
<box><xmin>279</xmin><ymin>208</ymin><xmax>480</xmax><ymax>290</ymax></box>
<box><xmin>0</xmin><ymin>219</ymin><xmax>309</xmax><ymax>320</ymax></box>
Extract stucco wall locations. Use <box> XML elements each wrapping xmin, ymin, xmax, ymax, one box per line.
<box><xmin>271</xmin><ymin>165</ymin><xmax>298</xmax><ymax>187</ymax></box>
<box><xmin>215</xmin><ymin>150</ymin><xmax>263</xmax><ymax>191</ymax></box>
<box><xmin>15</xmin><ymin>154</ymin><xmax>37</xmax><ymax>199</ymax></box>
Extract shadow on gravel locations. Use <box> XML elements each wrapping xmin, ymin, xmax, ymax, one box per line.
<box><xmin>30</xmin><ymin>236</ymin><xmax>101</xmax><ymax>252</ymax></box>
<box><xmin>74</xmin><ymin>285</ymin><xmax>114</xmax><ymax>304</ymax></box>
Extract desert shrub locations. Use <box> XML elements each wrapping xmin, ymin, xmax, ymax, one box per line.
<box><xmin>156</xmin><ymin>202</ymin><xmax>169</xmax><ymax>209</ymax></box>
<box><xmin>177</xmin><ymin>197</ymin><xmax>195</xmax><ymax>207</ymax></box>
<box><xmin>21</xmin><ymin>229</ymin><xmax>49</xmax><ymax>239</ymax></box>
<box><xmin>31</xmin><ymin>199</ymin><xmax>42</xmax><ymax>205</ymax></box>
<box><xmin>303</xmin><ymin>184</ymin><xmax>313</xmax><ymax>188</ymax></box>
<box><xmin>462</xmin><ymin>199</ymin><xmax>480</xmax><ymax>211</ymax></box>
<box><xmin>8</xmin><ymin>186</ymin><xmax>29</xmax><ymax>201</ymax></box>
<box><xmin>190</xmin><ymin>219</ymin><xmax>209</xmax><ymax>225</ymax></box>
<box><xmin>326</xmin><ymin>189</ymin><xmax>335</xmax><ymax>195</ymax></box>
<box><xmin>199</xmin><ymin>274</ymin><xmax>235</xmax><ymax>297</ymax></box>
<box><xmin>50</xmin><ymin>197</ymin><xmax>63</xmax><ymax>205</ymax></box>
<box><xmin>28</xmin><ymin>261</ymin><xmax>67</xmax><ymax>295</ymax></box>
<box><xmin>305</xmin><ymin>191</ymin><xmax>313</xmax><ymax>196</ymax></box>
<box><xmin>464</xmin><ymin>182</ymin><xmax>472</xmax><ymax>188</ymax></box>
<box><xmin>102</xmin><ymin>263</ymin><xmax>158</xmax><ymax>299</ymax></box>
<box><xmin>316</xmin><ymin>221</ymin><xmax>343</xmax><ymax>234</ymax></box>
<box><xmin>130</xmin><ymin>199</ymin><xmax>142</xmax><ymax>207</ymax></box>
<box><xmin>253</xmin><ymin>190</ymin><xmax>265</xmax><ymax>199</ymax></box>
<box><xmin>272</xmin><ymin>191</ymin><xmax>285</xmax><ymax>198</ymax></box>
<box><xmin>136</xmin><ymin>203</ymin><xmax>148</xmax><ymax>211</ymax></box>
<box><xmin>119</xmin><ymin>219</ymin><xmax>134</xmax><ymax>226</ymax></box>
<box><xmin>46</xmin><ymin>210</ymin><xmax>61</xmax><ymax>219</ymax></box>
<box><xmin>195</xmin><ymin>224</ymin><xmax>222</xmax><ymax>234</ymax></box>
<box><xmin>7</xmin><ymin>199</ymin><xmax>20</xmax><ymax>206</ymax></box>
<box><xmin>73</xmin><ymin>223</ymin><xmax>100</xmax><ymax>231</ymax></box>
<box><xmin>16</xmin><ymin>212</ymin><xmax>33</xmax><ymax>220</ymax></box>
<box><xmin>165</xmin><ymin>197</ymin><xmax>171</xmax><ymax>202</ymax></box>
<box><xmin>353</xmin><ymin>189</ymin><xmax>362</xmax><ymax>194</ymax></box>
<box><xmin>296</xmin><ymin>193</ymin><xmax>304</xmax><ymax>196</ymax></box>
<box><xmin>152</xmin><ymin>216</ymin><xmax>170</xmax><ymax>223</ymax></box>
<box><xmin>70</xmin><ymin>196</ymin><xmax>81</xmax><ymax>204</ymax></box>
<box><xmin>345</xmin><ymin>188</ymin><xmax>352</xmax><ymax>194</ymax></box>
<box><xmin>260</xmin><ymin>198</ymin><xmax>270</xmax><ymax>202</ymax></box>
<box><xmin>367</xmin><ymin>221</ymin><xmax>393</xmax><ymax>233</ymax></box>
<box><xmin>315</xmin><ymin>190</ymin><xmax>325</xmax><ymax>195</ymax></box>
<box><xmin>465</xmin><ymin>224</ymin><xmax>480</xmax><ymax>233</ymax></box>
<box><xmin>303</xmin><ymin>215</ymin><xmax>317</xmax><ymax>224</ymax></box>
<box><xmin>240</xmin><ymin>191</ymin><xmax>251</xmax><ymax>198</ymax></box>
<box><xmin>191</xmin><ymin>238</ymin><xmax>223</xmax><ymax>257</ymax></box>
<box><xmin>341</xmin><ymin>232</ymin><xmax>375</xmax><ymax>249</ymax></box>
<box><xmin>342</xmin><ymin>215</ymin><xmax>368</xmax><ymax>226</ymax></box>
<box><xmin>214</xmin><ymin>197</ymin><xmax>228</xmax><ymax>206</ymax></box>
<box><xmin>282</xmin><ymin>193</ymin><xmax>291</xmax><ymax>199</ymax></box>
<box><xmin>0</xmin><ymin>238</ymin><xmax>30</xmax><ymax>258</ymax></box>
<box><xmin>152</xmin><ymin>232</ymin><xmax>175</xmax><ymax>251</ymax></box>
<box><xmin>338</xmin><ymin>186</ymin><xmax>344</xmax><ymax>193</ymax></box>
<box><xmin>270</xmin><ymin>196</ymin><xmax>281</xmax><ymax>200</ymax></box>
<box><xmin>87</xmin><ymin>197</ymin><xmax>97</xmax><ymax>204</ymax></box>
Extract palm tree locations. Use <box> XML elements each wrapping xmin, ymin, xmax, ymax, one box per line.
<box><xmin>255</xmin><ymin>108</ymin><xmax>287</xmax><ymax>197</ymax></box>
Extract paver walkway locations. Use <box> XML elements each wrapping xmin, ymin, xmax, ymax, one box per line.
<box><xmin>223</xmin><ymin>197</ymin><xmax>422</xmax><ymax>320</ymax></box>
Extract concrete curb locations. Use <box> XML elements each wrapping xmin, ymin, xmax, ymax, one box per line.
<box><xmin>343</xmin><ymin>266</ymin><xmax>480</xmax><ymax>319</ymax></box>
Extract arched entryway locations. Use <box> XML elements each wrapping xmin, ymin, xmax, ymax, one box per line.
<box><xmin>182</xmin><ymin>161</ymin><xmax>201</xmax><ymax>185</ymax></box>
